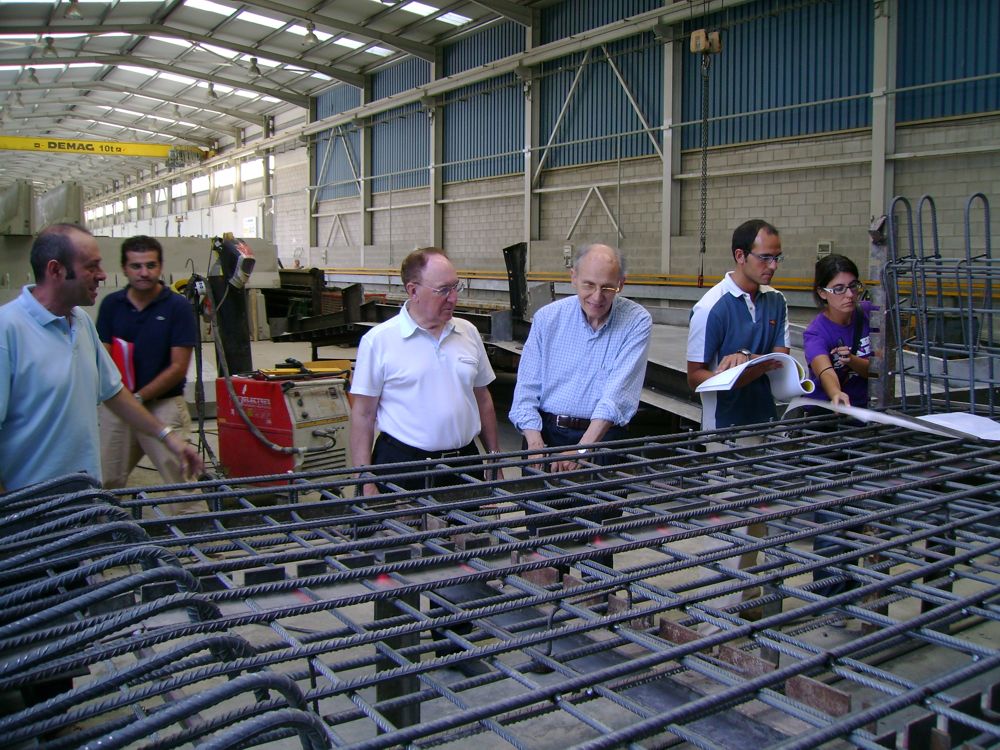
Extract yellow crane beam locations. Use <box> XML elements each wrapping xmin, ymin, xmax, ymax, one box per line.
<box><xmin>0</xmin><ymin>135</ymin><xmax>206</xmax><ymax>159</ymax></box>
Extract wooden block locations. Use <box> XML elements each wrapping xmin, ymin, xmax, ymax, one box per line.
<box><xmin>786</xmin><ymin>675</ymin><xmax>851</xmax><ymax>717</ymax></box>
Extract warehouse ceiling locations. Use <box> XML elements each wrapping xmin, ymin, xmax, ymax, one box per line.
<box><xmin>0</xmin><ymin>0</ymin><xmax>535</xmax><ymax>198</ymax></box>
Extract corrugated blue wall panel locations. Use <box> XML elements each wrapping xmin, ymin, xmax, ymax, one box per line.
<box><xmin>443</xmin><ymin>76</ymin><xmax>522</xmax><ymax>182</ymax></box>
<box><xmin>372</xmin><ymin>103</ymin><xmax>430</xmax><ymax>191</ymax></box>
<box><xmin>315</xmin><ymin>129</ymin><xmax>361</xmax><ymax>201</ymax></box>
<box><xmin>681</xmin><ymin>0</ymin><xmax>871</xmax><ymax>148</ymax></box>
<box><xmin>897</xmin><ymin>0</ymin><xmax>1000</xmax><ymax>121</ymax></box>
<box><xmin>444</xmin><ymin>20</ymin><xmax>524</xmax><ymax>76</ymax></box>
<box><xmin>539</xmin><ymin>35</ymin><xmax>663</xmax><ymax>168</ymax></box>
<box><xmin>315</xmin><ymin>84</ymin><xmax>362</xmax><ymax>119</ymax></box>
<box><xmin>372</xmin><ymin>57</ymin><xmax>431</xmax><ymax>100</ymax></box>
<box><xmin>541</xmin><ymin>0</ymin><xmax>662</xmax><ymax>43</ymax></box>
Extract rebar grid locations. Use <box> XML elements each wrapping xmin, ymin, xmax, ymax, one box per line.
<box><xmin>0</xmin><ymin>414</ymin><xmax>997</xmax><ymax>749</ymax></box>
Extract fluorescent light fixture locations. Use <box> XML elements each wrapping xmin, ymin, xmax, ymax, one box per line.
<box><xmin>368</xmin><ymin>46</ymin><xmax>392</xmax><ymax>57</ymax></box>
<box><xmin>184</xmin><ymin>0</ymin><xmax>235</xmax><ymax>17</ymax></box>
<box><xmin>178</xmin><ymin>120</ymin><xmax>197</xmax><ymax>127</ymax></box>
<box><xmin>114</xmin><ymin>107</ymin><xmax>144</xmax><ymax>116</ymax></box>
<box><xmin>237</xmin><ymin>10</ymin><xmax>285</xmax><ymax>29</ymax></box>
<box><xmin>311</xmin><ymin>72</ymin><xmax>332</xmax><ymax>81</ymax></box>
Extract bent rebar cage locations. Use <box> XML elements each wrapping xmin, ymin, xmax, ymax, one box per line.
<box><xmin>883</xmin><ymin>192</ymin><xmax>998</xmax><ymax>416</ymax></box>
<box><xmin>1</xmin><ymin>416</ymin><xmax>997</xmax><ymax>749</ymax></box>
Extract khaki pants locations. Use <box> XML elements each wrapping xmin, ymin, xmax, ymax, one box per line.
<box><xmin>100</xmin><ymin>396</ymin><xmax>205</xmax><ymax>514</ymax></box>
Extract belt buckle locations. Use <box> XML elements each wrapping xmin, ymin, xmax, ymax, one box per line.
<box><xmin>555</xmin><ymin>415</ymin><xmax>574</xmax><ymax>429</ymax></box>
<box><xmin>438</xmin><ymin>449</ymin><xmax>461</xmax><ymax>459</ymax></box>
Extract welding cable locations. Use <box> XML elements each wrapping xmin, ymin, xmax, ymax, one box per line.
<box><xmin>200</xmin><ymin>277</ymin><xmax>329</xmax><ymax>459</ymax></box>
<box><xmin>183</xmin><ymin>267</ymin><xmax>220</xmax><ymax>472</ymax></box>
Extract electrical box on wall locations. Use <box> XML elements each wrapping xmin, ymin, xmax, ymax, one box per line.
<box><xmin>562</xmin><ymin>244</ymin><xmax>573</xmax><ymax>268</ymax></box>
<box><xmin>817</xmin><ymin>240</ymin><xmax>833</xmax><ymax>257</ymax></box>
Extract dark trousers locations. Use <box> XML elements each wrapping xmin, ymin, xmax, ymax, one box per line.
<box><xmin>370</xmin><ymin>432</ymin><xmax>481</xmax><ymax>492</ymax></box>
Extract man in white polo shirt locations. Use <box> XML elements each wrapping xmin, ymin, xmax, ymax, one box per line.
<box><xmin>349</xmin><ymin>247</ymin><xmax>503</xmax><ymax>496</ymax></box>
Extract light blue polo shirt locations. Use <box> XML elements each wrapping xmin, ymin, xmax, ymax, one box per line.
<box><xmin>0</xmin><ymin>285</ymin><xmax>122</xmax><ymax>491</ymax></box>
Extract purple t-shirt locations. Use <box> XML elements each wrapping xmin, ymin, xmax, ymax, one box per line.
<box><xmin>803</xmin><ymin>301</ymin><xmax>873</xmax><ymax>407</ymax></box>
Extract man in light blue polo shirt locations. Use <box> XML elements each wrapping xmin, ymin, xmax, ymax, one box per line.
<box><xmin>0</xmin><ymin>224</ymin><xmax>202</xmax><ymax>493</ymax></box>
<box><xmin>687</xmin><ymin>219</ymin><xmax>790</xmax><ymax>431</ymax></box>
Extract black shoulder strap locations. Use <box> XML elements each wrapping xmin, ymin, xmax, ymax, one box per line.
<box><xmin>851</xmin><ymin>307</ymin><xmax>864</xmax><ymax>354</ymax></box>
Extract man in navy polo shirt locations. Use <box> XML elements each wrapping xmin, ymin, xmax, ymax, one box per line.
<box><xmin>687</xmin><ymin>219</ymin><xmax>790</xmax><ymax>431</ymax></box>
<box><xmin>97</xmin><ymin>235</ymin><xmax>200</xmax><ymax>490</ymax></box>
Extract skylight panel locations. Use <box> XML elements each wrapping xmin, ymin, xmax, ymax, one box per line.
<box><xmin>184</xmin><ymin>0</ymin><xmax>235</xmax><ymax>17</ymax></box>
<box><xmin>160</xmin><ymin>71</ymin><xmax>196</xmax><ymax>84</ymax></box>
<box><xmin>261</xmin><ymin>95</ymin><xmax>280</xmax><ymax>103</ymax></box>
<box><xmin>66</xmin><ymin>62</ymin><xmax>104</xmax><ymax>68</ymax></box>
<box><xmin>237</xmin><ymin>10</ymin><xmax>285</xmax><ymax>29</ymax></box>
<box><xmin>232</xmin><ymin>89</ymin><xmax>257</xmax><ymax>98</ymax></box>
<box><xmin>202</xmin><ymin>43</ymin><xmax>238</xmax><ymax>59</ymax></box>
<box><xmin>368</xmin><ymin>46</ymin><xmax>392</xmax><ymax>57</ymax></box>
<box><xmin>400</xmin><ymin>2</ymin><xmax>436</xmax><ymax>17</ymax></box>
<box><xmin>114</xmin><ymin>107</ymin><xmax>144</xmax><ymax>116</ymax></box>
<box><xmin>119</xmin><ymin>65</ymin><xmax>156</xmax><ymax>76</ymax></box>
<box><xmin>333</xmin><ymin>38</ymin><xmax>364</xmax><ymax>50</ymax></box>
<box><xmin>439</xmin><ymin>12</ymin><xmax>471</xmax><ymax>25</ymax></box>
<box><xmin>152</xmin><ymin>36</ymin><xmax>191</xmax><ymax>48</ymax></box>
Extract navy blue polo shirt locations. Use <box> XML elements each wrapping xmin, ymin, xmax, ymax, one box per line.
<box><xmin>96</xmin><ymin>284</ymin><xmax>198</xmax><ymax>398</ymax></box>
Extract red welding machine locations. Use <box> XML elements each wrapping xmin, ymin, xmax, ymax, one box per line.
<box><xmin>216</xmin><ymin>375</ymin><xmax>351</xmax><ymax>479</ymax></box>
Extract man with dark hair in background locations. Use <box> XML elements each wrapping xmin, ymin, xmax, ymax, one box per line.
<box><xmin>0</xmin><ymin>224</ymin><xmax>201</xmax><ymax>493</ymax></box>
<box><xmin>97</xmin><ymin>235</ymin><xmax>200</xmax><ymax>493</ymax></box>
<box><xmin>687</xmin><ymin>219</ymin><xmax>790</xmax><ymax>431</ymax></box>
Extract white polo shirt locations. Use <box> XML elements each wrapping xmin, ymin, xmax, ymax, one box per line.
<box><xmin>351</xmin><ymin>302</ymin><xmax>495</xmax><ymax>451</ymax></box>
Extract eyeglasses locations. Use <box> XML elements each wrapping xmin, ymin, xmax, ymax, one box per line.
<box><xmin>417</xmin><ymin>280</ymin><xmax>466</xmax><ymax>297</ymax></box>
<box><xmin>747</xmin><ymin>251</ymin><xmax>784</xmax><ymax>265</ymax></box>
<box><xmin>577</xmin><ymin>281</ymin><xmax>622</xmax><ymax>296</ymax></box>
<box><xmin>821</xmin><ymin>280</ymin><xmax>864</xmax><ymax>295</ymax></box>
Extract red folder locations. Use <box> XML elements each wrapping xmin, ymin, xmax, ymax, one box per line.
<box><xmin>110</xmin><ymin>337</ymin><xmax>136</xmax><ymax>392</ymax></box>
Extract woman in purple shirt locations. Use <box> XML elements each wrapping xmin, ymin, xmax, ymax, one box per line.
<box><xmin>803</xmin><ymin>254</ymin><xmax>873</xmax><ymax>407</ymax></box>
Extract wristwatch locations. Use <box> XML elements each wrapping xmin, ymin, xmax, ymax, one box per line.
<box><xmin>134</xmin><ymin>392</ymin><xmax>144</xmax><ymax>404</ymax></box>
<box><xmin>738</xmin><ymin>348</ymin><xmax>753</xmax><ymax>362</ymax></box>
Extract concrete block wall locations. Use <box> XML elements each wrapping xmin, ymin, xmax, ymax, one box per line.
<box><xmin>678</xmin><ymin>131</ymin><xmax>875</xmax><ymax>284</ymax></box>
<box><xmin>536</xmin><ymin>160</ymin><xmax>663</xmax><ymax>274</ymax></box>
<box><xmin>892</xmin><ymin>117</ymin><xmax>1000</xmax><ymax>258</ymax></box>
<box><xmin>442</xmin><ymin>175</ymin><xmax>522</xmax><ymax>269</ymax></box>
<box><xmin>272</xmin><ymin>149</ymin><xmax>310</xmax><ymax>264</ymax></box>
<box><xmin>371</xmin><ymin>187</ymin><xmax>430</xmax><ymax>263</ymax></box>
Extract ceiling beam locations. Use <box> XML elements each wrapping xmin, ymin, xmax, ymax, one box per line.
<box><xmin>0</xmin><ymin>54</ymin><xmax>310</xmax><ymax>107</ymax></box>
<box><xmin>0</xmin><ymin>23</ymin><xmax>366</xmax><ymax>87</ymax></box>
<box><xmin>236</xmin><ymin>0</ymin><xmax>437</xmax><ymax>62</ymax></box>
<box><xmin>7</xmin><ymin>81</ymin><xmax>270</xmax><ymax>129</ymax></box>
<box><xmin>465</xmin><ymin>0</ymin><xmax>534</xmax><ymax>27</ymax></box>
<box><xmin>4</xmin><ymin>112</ymin><xmax>222</xmax><ymax>147</ymax></box>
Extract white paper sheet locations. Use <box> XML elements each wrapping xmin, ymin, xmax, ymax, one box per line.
<box><xmin>783</xmin><ymin>397</ymin><xmax>1000</xmax><ymax>442</ymax></box>
<box><xmin>696</xmin><ymin>352</ymin><xmax>815</xmax><ymax>402</ymax></box>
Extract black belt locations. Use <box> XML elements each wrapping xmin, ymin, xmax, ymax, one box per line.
<box><xmin>540</xmin><ymin>411</ymin><xmax>590</xmax><ymax>431</ymax></box>
<box><xmin>378</xmin><ymin>432</ymin><xmax>474</xmax><ymax>460</ymax></box>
